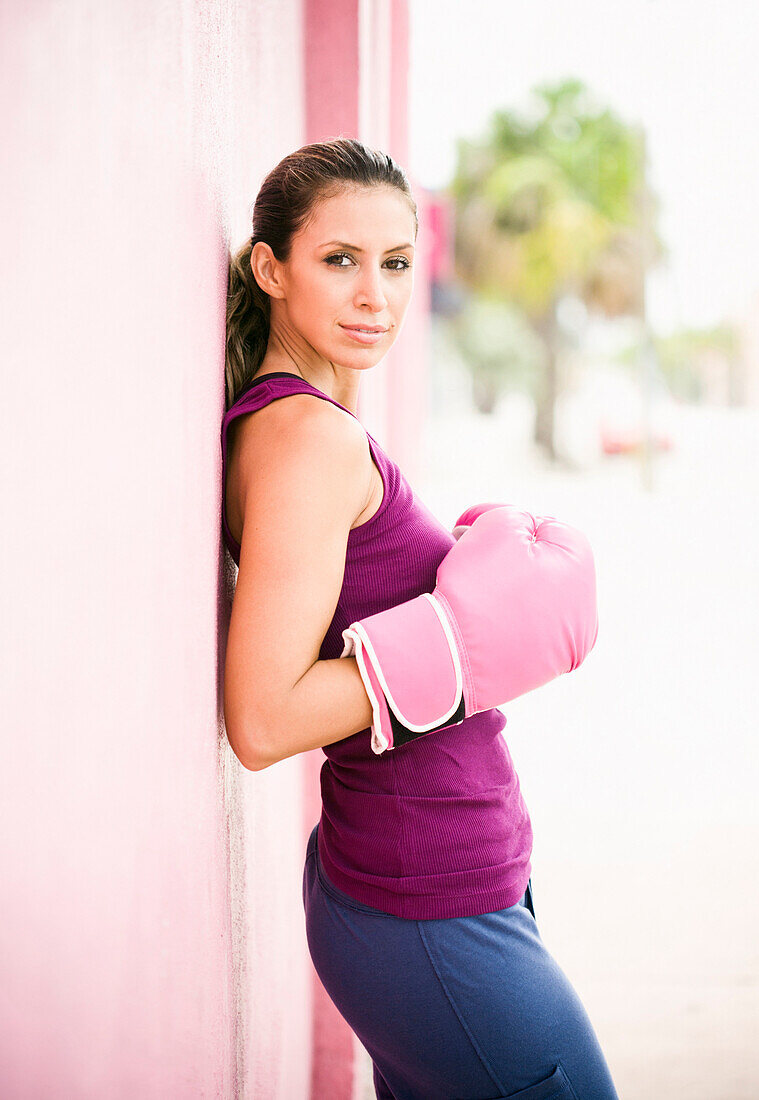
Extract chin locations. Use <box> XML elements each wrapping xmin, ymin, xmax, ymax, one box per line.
<box><xmin>332</xmin><ymin>345</ymin><xmax>387</xmax><ymax>369</ymax></box>
<box><xmin>338</xmin><ymin>357</ymin><xmax>380</xmax><ymax>372</ymax></box>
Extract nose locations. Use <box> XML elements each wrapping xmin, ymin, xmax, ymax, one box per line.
<box><xmin>354</xmin><ymin>263</ymin><xmax>389</xmax><ymax>312</ymax></box>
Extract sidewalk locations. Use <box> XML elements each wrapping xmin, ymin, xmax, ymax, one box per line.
<box><xmin>411</xmin><ymin>395</ymin><xmax>759</xmax><ymax>1099</ymax></box>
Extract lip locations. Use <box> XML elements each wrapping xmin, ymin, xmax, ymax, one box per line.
<box><xmin>340</xmin><ymin>324</ymin><xmax>388</xmax><ymax>345</ymax></box>
<box><xmin>340</xmin><ymin>324</ymin><xmax>388</xmax><ymax>333</ymax></box>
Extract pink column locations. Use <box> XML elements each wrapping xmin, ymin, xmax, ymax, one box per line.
<box><xmin>300</xmin><ymin>6</ymin><xmax>426</xmax><ymax>1096</ymax></box>
<box><xmin>302</xmin><ymin>6</ymin><xmax>364</xmax><ymax>1099</ymax></box>
<box><xmin>304</xmin><ymin>0</ymin><xmax>361</xmax><ymax>140</ymax></box>
<box><xmin>383</xmin><ymin>0</ymin><xmax>432</xmax><ymax>482</ymax></box>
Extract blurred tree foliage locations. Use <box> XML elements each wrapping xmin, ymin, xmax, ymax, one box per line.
<box><xmin>447</xmin><ymin>297</ymin><xmax>546</xmax><ymax>414</ymax></box>
<box><xmin>616</xmin><ymin>322</ymin><xmax>741</xmax><ymax>403</ymax></box>
<box><xmin>446</xmin><ymin>77</ymin><xmax>666</xmax><ymax>454</ymax></box>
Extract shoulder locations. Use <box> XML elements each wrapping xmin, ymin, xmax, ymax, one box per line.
<box><xmin>234</xmin><ymin>390</ymin><xmax>368</xmax><ymax>466</ymax></box>
<box><xmin>232</xmin><ymin>392</ymin><xmax>372</xmax><ymax>521</ymax></box>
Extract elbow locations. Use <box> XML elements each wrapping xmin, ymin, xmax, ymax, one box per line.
<box><xmin>238</xmin><ymin>744</ymin><xmax>272</xmax><ymax>772</ymax></box>
<box><xmin>224</xmin><ymin>714</ymin><xmax>276</xmax><ymax>772</ymax></box>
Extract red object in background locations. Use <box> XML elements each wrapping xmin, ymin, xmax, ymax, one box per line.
<box><xmin>426</xmin><ymin>194</ymin><xmax>454</xmax><ymax>284</ymax></box>
<box><xmin>600</xmin><ymin>426</ymin><xmax>674</xmax><ymax>455</ymax></box>
<box><xmin>590</xmin><ymin>367</ymin><xmax>677</xmax><ymax>458</ymax></box>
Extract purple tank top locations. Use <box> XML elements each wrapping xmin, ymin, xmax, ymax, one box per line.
<box><xmin>221</xmin><ymin>372</ymin><xmax>533</xmax><ymax>919</ymax></box>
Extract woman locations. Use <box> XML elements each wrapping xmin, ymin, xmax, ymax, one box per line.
<box><xmin>221</xmin><ymin>138</ymin><xmax>619</xmax><ymax>1100</ymax></box>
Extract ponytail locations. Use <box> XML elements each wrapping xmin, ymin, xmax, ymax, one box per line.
<box><xmin>225</xmin><ymin>238</ymin><xmax>271</xmax><ymax>410</ymax></box>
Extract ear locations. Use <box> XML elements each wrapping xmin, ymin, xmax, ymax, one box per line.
<box><xmin>251</xmin><ymin>241</ymin><xmax>285</xmax><ymax>299</ymax></box>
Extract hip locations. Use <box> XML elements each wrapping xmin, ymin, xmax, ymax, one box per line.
<box><xmin>302</xmin><ymin>822</ymin><xmax>619</xmax><ymax>1099</ymax></box>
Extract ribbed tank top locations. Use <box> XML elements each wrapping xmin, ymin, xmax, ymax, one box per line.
<box><xmin>221</xmin><ymin>372</ymin><xmax>533</xmax><ymax>919</ymax></box>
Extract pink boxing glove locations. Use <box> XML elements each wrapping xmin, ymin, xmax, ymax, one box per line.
<box><xmin>451</xmin><ymin>501</ymin><xmax>507</xmax><ymax>540</ymax></box>
<box><xmin>341</xmin><ymin>503</ymin><xmax>599</xmax><ymax>755</ymax></box>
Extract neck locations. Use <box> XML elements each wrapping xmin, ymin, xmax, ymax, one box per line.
<box><xmin>255</xmin><ymin>355</ymin><xmax>361</xmax><ymax>417</ymax></box>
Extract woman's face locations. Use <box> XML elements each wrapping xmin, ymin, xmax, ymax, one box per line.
<box><xmin>265</xmin><ymin>186</ymin><xmax>416</xmax><ymax>371</ymax></box>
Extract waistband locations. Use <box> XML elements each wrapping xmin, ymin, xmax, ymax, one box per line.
<box><xmin>306</xmin><ymin>821</ymin><xmax>536</xmax><ymax>921</ymax></box>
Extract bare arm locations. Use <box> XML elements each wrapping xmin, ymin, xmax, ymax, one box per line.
<box><xmin>223</xmin><ymin>394</ymin><xmax>375</xmax><ymax>770</ymax></box>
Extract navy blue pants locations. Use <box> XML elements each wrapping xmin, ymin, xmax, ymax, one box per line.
<box><xmin>303</xmin><ymin>823</ymin><xmax>620</xmax><ymax>1099</ymax></box>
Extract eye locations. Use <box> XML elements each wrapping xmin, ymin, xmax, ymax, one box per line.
<box><xmin>325</xmin><ymin>252</ymin><xmax>353</xmax><ymax>267</ymax></box>
<box><xmin>324</xmin><ymin>252</ymin><xmax>412</xmax><ymax>271</ymax></box>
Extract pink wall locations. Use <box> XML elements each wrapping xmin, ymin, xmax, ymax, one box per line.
<box><xmin>1</xmin><ymin>1</ymin><xmax>425</xmax><ymax>1097</ymax></box>
<box><xmin>0</xmin><ymin>1</ymin><xmax>310</xmax><ymax>1097</ymax></box>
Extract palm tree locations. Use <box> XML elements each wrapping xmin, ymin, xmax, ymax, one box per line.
<box><xmin>448</xmin><ymin>77</ymin><xmax>666</xmax><ymax>458</ymax></box>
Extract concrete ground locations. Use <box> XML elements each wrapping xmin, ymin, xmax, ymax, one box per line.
<box><xmin>353</xmin><ymin>387</ymin><xmax>759</xmax><ymax>1100</ymax></box>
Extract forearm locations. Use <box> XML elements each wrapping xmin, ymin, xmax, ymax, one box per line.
<box><xmin>259</xmin><ymin>655</ymin><xmax>374</xmax><ymax>768</ymax></box>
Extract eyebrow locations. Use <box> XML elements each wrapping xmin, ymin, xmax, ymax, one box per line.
<box><xmin>319</xmin><ymin>240</ymin><xmax>415</xmax><ymax>253</ymax></box>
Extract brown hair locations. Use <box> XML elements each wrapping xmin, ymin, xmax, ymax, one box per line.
<box><xmin>225</xmin><ymin>137</ymin><xmax>418</xmax><ymax>410</ymax></box>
